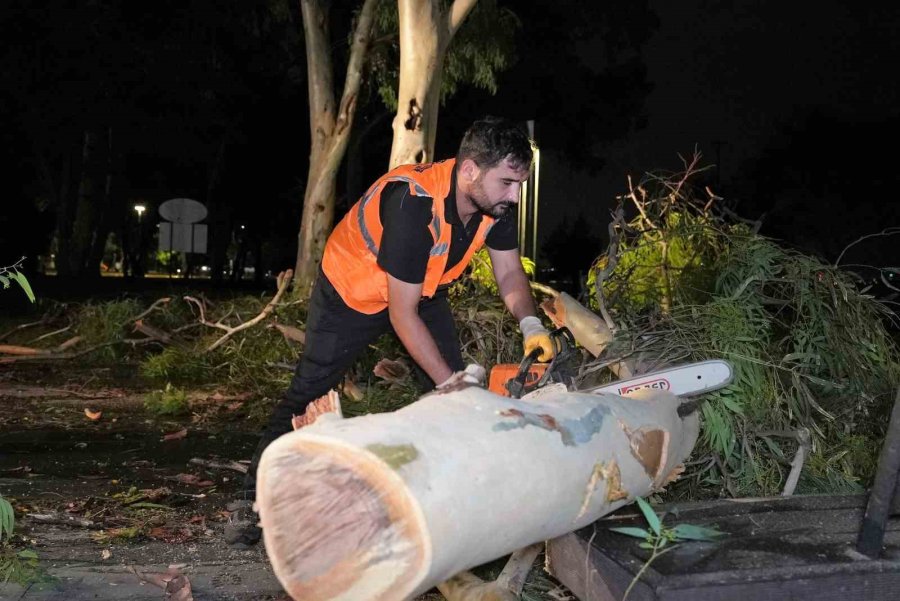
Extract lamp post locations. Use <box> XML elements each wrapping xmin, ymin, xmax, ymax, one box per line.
<box><xmin>518</xmin><ymin>120</ymin><xmax>540</xmax><ymax>275</ymax></box>
<box><xmin>133</xmin><ymin>204</ymin><xmax>147</xmax><ymax>277</ymax></box>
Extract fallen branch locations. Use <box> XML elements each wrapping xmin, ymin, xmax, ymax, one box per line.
<box><xmin>0</xmin><ymin>317</ymin><xmax>51</xmax><ymax>342</ymax></box>
<box><xmin>0</xmin><ymin>344</ymin><xmax>44</xmax><ymax>356</ymax></box>
<box><xmin>27</xmin><ymin>512</ymin><xmax>100</xmax><ymax>529</ymax></box>
<box><xmin>781</xmin><ymin>428</ymin><xmax>811</xmax><ymax>497</ymax></box>
<box><xmin>188</xmin><ymin>457</ymin><xmax>249</xmax><ymax>474</ymax></box>
<box><xmin>56</xmin><ymin>335</ymin><xmax>82</xmax><ymax>351</ymax></box>
<box><xmin>28</xmin><ymin>324</ymin><xmax>72</xmax><ymax>344</ymax></box>
<box><xmin>0</xmin><ymin>335</ymin><xmax>81</xmax><ymax>357</ymax></box>
<box><xmin>200</xmin><ymin>269</ymin><xmax>294</xmax><ymax>352</ymax></box>
<box><xmin>132</xmin><ymin>319</ymin><xmax>173</xmax><ymax>345</ymax></box>
<box><xmin>129</xmin><ymin>566</ymin><xmax>194</xmax><ymax>601</ymax></box>
<box><xmin>0</xmin><ymin>341</ymin><xmax>119</xmax><ymax>363</ymax></box>
<box><xmin>133</xmin><ymin>297</ymin><xmax>172</xmax><ymax>322</ymax></box>
<box><xmin>268</xmin><ymin>322</ymin><xmax>306</xmax><ymax>345</ymax></box>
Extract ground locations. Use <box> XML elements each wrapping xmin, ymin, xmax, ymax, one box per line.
<box><xmin>0</xmin><ymin>362</ymin><xmax>288</xmax><ymax>600</ymax></box>
<box><xmin>0</xmin><ymin>362</ymin><xmax>553</xmax><ymax>601</ymax></box>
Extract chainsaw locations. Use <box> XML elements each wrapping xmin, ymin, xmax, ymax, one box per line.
<box><xmin>487</xmin><ymin>327</ymin><xmax>733</xmax><ymax>404</ymax></box>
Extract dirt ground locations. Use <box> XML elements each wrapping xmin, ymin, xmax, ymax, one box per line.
<box><xmin>0</xmin><ymin>362</ymin><xmax>554</xmax><ymax>601</ymax></box>
<box><xmin>0</xmin><ymin>362</ymin><xmax>291</xmax><ymax>600</ymax></box>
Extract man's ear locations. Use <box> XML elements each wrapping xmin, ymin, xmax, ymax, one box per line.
<box><xmin>458</xmin><ymin>158</ymin><xmax>481</xmax><ymax>184</ymax></box>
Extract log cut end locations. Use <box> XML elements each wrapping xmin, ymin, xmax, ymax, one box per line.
<box><xmin>256</xmin><ymin>433</ymin><xmax>430</xmax><ymax>601</ymax></box>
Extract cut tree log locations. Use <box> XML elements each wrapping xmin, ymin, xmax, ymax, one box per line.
<box><xmin>256</xmin><ymin>382</ymin><xmax>699</xmax><ymax>601</ymax></box>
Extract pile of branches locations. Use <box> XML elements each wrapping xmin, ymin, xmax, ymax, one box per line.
<box><xmin>585</xmin><ymin>155</ymin><xmax>900</xmax><ymax>498</ymax></box>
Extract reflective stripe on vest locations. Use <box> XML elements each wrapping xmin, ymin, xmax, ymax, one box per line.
<box><xmin>356</xmin><ymin>176</ymin><xmax>450</xmax><ymax>259</ymax></box>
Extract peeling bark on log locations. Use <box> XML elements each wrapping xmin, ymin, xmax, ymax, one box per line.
<box><xmin>256</xmin><ymin>385</ymin><xmax>699</xmax><ymax>600</ymax></box>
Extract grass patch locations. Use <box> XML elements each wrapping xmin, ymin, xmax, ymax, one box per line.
<box><xmin>143</xmin><ymin>383</ymin><xmax>189</xmax><ymax>416</ymax></box>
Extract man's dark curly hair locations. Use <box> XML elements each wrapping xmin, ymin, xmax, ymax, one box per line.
<box><xmin>456</xmin><ymin>116</ymin><xmax>534</xmax><ymax>171</ymax></box>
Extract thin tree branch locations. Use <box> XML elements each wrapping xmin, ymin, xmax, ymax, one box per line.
<box><xmin>628</xmin><ymin>175</ymin><xmax>657</xmax><ymax>230</ymax></box>
<box><xmin>133</xmin><ymin>297</ymin><xmax>172</xmax><ymax>322</ymax></box>
<box><xmin>336</xmin><ymin>0</ymin><xmax>379</xmax><ymax>136</ymax></box>
<box><xmin>28</xmin><ymin>324</ymin><xmax>72</xmax><ymax>344</ymax></box>
<box><xmin>836</xmin><ymin>227</ymin><xmax>900</xmax><ymax>267</ymax></box>
<box><xmin>183</xmin><ymin>296</ymin><xmax>230</xmax><ymax>332</ymax></box>
<box><xmin>0</xmin><ymin>317</ymin><xmax>52</xmax><ymax>342</ymax></box>
<box><xmin>593</xmin><ymin>203</ymin><xmax>627</xmax><ymax>333</ymax></box>
<box><xmin>447</xmin><ymin>0</ymin><xmax>478</xmax><ymax>38</ymax></box>
<box><xmin>204</xmin><ymin>269</ymin><xmax>294</xmax><ymax>352</ymax></box>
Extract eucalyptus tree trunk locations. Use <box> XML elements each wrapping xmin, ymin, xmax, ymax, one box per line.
<box><xmin>293</xmin><ymin>0</ymin><xmax>378</xmax><ymax>298</ymax></box>
<box><xmin>388</xmin><ymin>0</ymin><xmax>478</xmax><ymax>169</ymax></box>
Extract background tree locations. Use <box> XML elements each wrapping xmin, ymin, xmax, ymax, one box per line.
<box><xmin>387</xmin><ymin>0</ymin><xmax>477</xmax><ymax>167</ymax></box>
<box><xmin>292</xmin><ymin>0</ymin><xmax>517</xmax><ymax>294</ymax></box>
<box><xmin>292</xmin><ymin>0</ymin><xmax>380</xmax><ymax>297</ymax></box>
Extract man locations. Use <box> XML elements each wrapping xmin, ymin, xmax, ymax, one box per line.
<box><xmin>225</xmin><ymin>116</ymin><xmax>555</xmax><ymax>547</ymax></box>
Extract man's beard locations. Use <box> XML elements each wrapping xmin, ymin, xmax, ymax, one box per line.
<box><xmin>470</xmin><ymin>180</ymin><xmax>515</xmax><ymax>218</ymax></box>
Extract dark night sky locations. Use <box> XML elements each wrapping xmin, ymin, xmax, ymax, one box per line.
<box><xmin>550</xmin><ymin>0</ymin><xmax>900</xmax><ymax>229</ymax></box>
<box><xmin>608</xmin><ymin>0</ymin><xmax>900</xmax><ymax>181</ymax></box>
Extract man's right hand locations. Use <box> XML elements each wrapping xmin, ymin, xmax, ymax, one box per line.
<box><xmin>386</xmin><ymin>275</ymin><xmax>454</xmax><ymax>385</ymax></box>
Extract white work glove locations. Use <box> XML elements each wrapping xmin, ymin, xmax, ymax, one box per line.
<box><xmin>436</xmin><ymin>364</ymin><xmax>486</xmax><ymax>390</ymax></box>
<box><xmin>519</xmin><ymin>316</ymin><xmax>556</xmax><ymax>362</ymax></box>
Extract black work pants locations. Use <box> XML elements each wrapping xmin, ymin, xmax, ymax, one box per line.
<box><xmin>240</xmin><ymin>271</ymin><xmax>464</xmax><ymax>499</ymax></box>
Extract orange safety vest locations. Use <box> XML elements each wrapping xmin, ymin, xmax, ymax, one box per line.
<box><xmin>321</xmin><ymin>159</ymin><xmax>496</xmax><ymax>314</ymax></box>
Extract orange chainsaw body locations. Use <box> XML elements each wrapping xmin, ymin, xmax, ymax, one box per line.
<box><xmin>487</xmin><ymin>363</ymin><xmax>548</xmax><ymax>396</ymax></box>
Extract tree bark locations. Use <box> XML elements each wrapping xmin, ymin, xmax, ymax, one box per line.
<box><xmin>293</xmin><ymin>0</ymin><xmax>378</xmax><ymax>298</ymax></box>
<box><xmin>256</xmin><ymin>384</ymin><xmax>699</xmax><ymax>600</ymax></box>
<box><xmin>86</xmin><ymin>126</ymin><xmax>115</xmax><ymax>275</ymax></box>
<box><xmin>207</xmin><ymin>135</ymin><xmax>229</xmax><ymax>284</ymax></box>
<box><xmin>388</xmin><ymin>0</ymin><xmax>478</xmax><ymax>169</ymax></box>
<box><xmin>67</xmin><ymin>128</ymin><xmax>103</xmax><ymax>277</ymax></box>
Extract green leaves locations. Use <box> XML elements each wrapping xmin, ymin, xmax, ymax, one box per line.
<box><xmin>608</xmin><ymin>497</ymin><xmax>726</xmax><ymax>600</ymax></box>
<box><xmin>609</xmin><ymin>497</ymin><xmax>726</xmax><ymax>545</ymax></box>
<box><xmin>11</xmin><ymin>272</ymin><xmax>35</xmax><ymax>303</ymax></box>
<box><xmin>0</xmin><ymin>496</ymin><xmax>15</xmax><ymax>542</ymax></box>
<box><xmin>0</xmin><ymin>259</ymin><xmax>35</xmax><ymax>303</ymax></box>
<box><xmin>608</xmin><ymin>526</ymin><xmax>651</xmax><ymax>539</ymax></box>
<box><xmin>636</xmin><ymin>496</ymin><xmax>661</xmax><ymax>536</ymax></box>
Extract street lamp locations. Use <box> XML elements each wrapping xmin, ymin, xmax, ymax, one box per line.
<box><xmin>132</xmin><ymin>204</ymin><xmax>147</xmax><ymax>278</ymax></box>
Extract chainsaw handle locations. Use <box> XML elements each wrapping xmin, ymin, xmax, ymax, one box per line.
<box><xmin>506</xmin><ymin>347</ymin><xmax>542</xmax><ymax>398</ymax></box>
<box><xmin>534</xmin><ymin>327</ymin><xmax>576</xmax><ymax>389</ymax></box>
<box><xmin>506</xmin><ymin>328</ymin><xmax>575</xmax><ymax>398</ymax></box>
